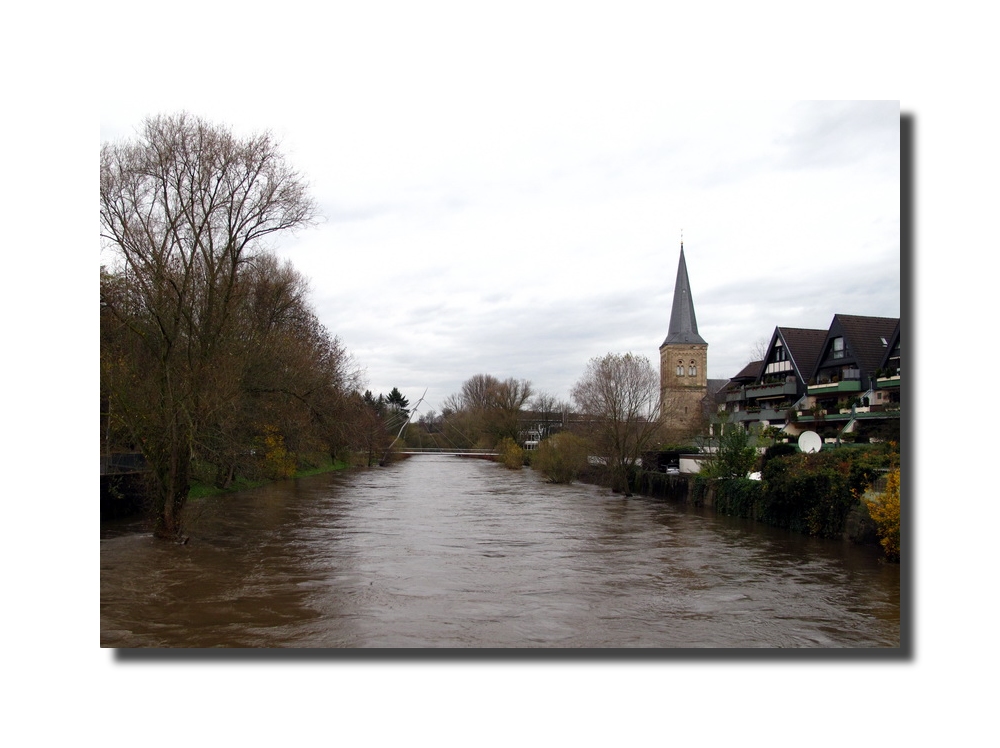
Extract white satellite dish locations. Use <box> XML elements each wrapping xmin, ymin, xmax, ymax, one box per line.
<box><xmin>798</xmin><ymin>430</ymin><xmax>822</xmax><ymax>454</ymax></box>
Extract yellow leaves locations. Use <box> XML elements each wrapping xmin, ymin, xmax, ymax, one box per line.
<box><xmin>866</xmin><ymin>468</ymin><xmax>900</xmax><ymax>561</ymax></box>
<box><xmin>261</xmin><ymin>425</ymin><xmax>297</xmax><ymax>479</ymax></box>
<box><xmin>497</xmin><ymin>437</ymin><xmax>525</xmax><ymax>470</ymax></box>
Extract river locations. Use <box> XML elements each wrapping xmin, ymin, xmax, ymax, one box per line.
<box><xmin>100</xmin><ymin>454</ymin><xmax>900</xmax><ymax>648</ymax></box>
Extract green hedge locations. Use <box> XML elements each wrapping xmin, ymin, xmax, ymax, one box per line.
<box><xmin>714</xmin><ymin>478</ymin><xmax>764</xmax><ymax>519</ymax></box>
<box><xmin>756</xmin><ymin>446</ymin><xmax>893</xmax><ymax>537</ymax></box>
<box><xmin>684</xmin><ymin>445</ymin><xmax>895</xmax><ymax>540</ymax></box>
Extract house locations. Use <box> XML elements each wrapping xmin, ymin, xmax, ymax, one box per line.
<box><xmin>722</xmin><ymin>327</ymin><xmax>826</xmax><ymax>429</ymax></box>
<box><xmin>798</xmin><ymin>314</ymin><xmax>900</xmax><ymax>439</ymax></box>
<box><xmin>720</xmin><ymin>314</ymin><xmax>901</xmax><ymax>442</ymax></box>
<box><xmin>872</xmin><ymin>319</ymin><xmax>901</xmax><ymax>412</ymax></box>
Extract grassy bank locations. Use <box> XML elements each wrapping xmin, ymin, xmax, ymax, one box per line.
<box><xmin>187</xmin><ymin>455</ymin><xmax>351</xmax><ymax>500</ymax></box>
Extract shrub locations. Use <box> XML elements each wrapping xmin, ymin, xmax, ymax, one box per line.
<box><xmin>532</xmin><ymin>432</ymin><xmax>590</xmax><ymax>483</ymax></box>
<box><xmin>714</xmin><ymin>478</ymin><xmax>764</xmax><ymax>519</ymax></box>
<box><xmin>757</xmin><ymin>446</ymin><xmax>895</xmax><ymax>538</ymax></box>
<box><xmin>260</xmin><ymin>426</ymin><xmax>297</xmax><ymax>480</ymax></box>
<box><xmin>866</xmin><ymin>467</ymin><xmax>900</xmax><ymax>561</ymax></box>
<box><xmin>761</xmin><ymin>442</ymin><xmax>797</xmax><ymax>469</ymax></box>
<box><xmin>704</xmin><ymin>422</ymin><xmax>757</xmax><ymax>479</ymax></box>
<box><xmin>497</xmin><ymin>437</ymin><xmax>525</xmax><ymax>470</ymax></box>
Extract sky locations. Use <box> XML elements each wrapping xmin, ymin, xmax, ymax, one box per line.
<box><xmin>97</xmin><ymin>11</ymin><xmax>900</xmax><ymax>418</ymax></box>
<box><xmin>99</xmin><ymin>98</ymin><xmax>899</xmax><ymax>416</ymax></box>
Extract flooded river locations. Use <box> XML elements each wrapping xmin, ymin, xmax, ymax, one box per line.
<box><xmin>100</xmin><ymin>455</ymin><xmax>900</xmax><ymax>648</ymax></box>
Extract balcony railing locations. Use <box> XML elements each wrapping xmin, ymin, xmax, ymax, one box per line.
<box><xmin>876</xmin><ymin>375</ymin><xmax>901</xmax><ymax>389</ymax></box>
<box><xmin>732</xmin><ymin>408</ymin><xmax>788</xmax><ymax>423</ymax></box>
<box><xmin>808</xmin><ymin>380</ymin><xmax>861</xmax><ymax>395</ymax></box>
<box><xmin>745</xmin><ymin>380</ymin><xmax>798</xmax><ymax>399</ymax></box>
<box><xmin>726</xmin><ymin>380</ymin><xmax>797</xmax><ymax>403</ymax></box>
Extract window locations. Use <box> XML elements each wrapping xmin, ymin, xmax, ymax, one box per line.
<box><xmin>677</xmin><ymin>361</ymin><xmax>684</xmax><ymax>377</ymax></box>
<box><xmin>832</xmin><ymin>337</ymin><xmax>845</xmax><ymax>359</ymax></box>
<box><xmin>688</xmin><ymin>361</ymin><xmax>697</xmax><ymax>377</ymax></box>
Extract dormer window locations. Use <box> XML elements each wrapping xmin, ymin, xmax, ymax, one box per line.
<box><xmin>832</xmin><ymin>337</ymin><xmax>845</xmax><ymax>359</ymax></box>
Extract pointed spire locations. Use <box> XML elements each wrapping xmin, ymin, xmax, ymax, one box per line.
<box><xmin>663</xmin><ymin>242</ymin><xmax>707</xmax><ymax>346</ymax></box>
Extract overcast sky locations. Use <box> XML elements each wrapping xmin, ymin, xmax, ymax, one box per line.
<box><xmin>98</xmin><ymin>11</ymin><xmax>899</xmax><ymax>418</ymax></box>
<box><xmin>100</xmin><ymin>98</ymin><xmax>899</xmax><ymax>415</ymax></box>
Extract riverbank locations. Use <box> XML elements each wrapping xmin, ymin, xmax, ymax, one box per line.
<box><xmin>565</xmin><ymin>446</ymin><xmax>896</xmax><ymax>557</ymax></box>
<box><xmin>188</xmin><ymin>456</ymin><xmax>352</xmax><ymax>500</ymax></box>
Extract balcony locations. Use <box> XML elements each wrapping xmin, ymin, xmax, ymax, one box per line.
<box><xmin>745</xmin><ymin>380</ymin><xmax>798</xmax><ymax>399</ymax></box>
<box><xmin>876</xmin><ymin>375</ymin><xmax>901</xmax><ymax>389</ymax></box>
<box><xmin>808</xmin><ymin>380</ymin><xmax>861</xmax><ymax>395</ymax></box>
<box><xmin>732</xmin><ymin>407</ymin><xmax>788</xmax><ymax>423</ymax></box>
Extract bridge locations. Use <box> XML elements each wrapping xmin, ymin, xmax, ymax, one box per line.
<box><xmin>396</xmin><ymin>447</ymin><xmax>498</xmax><ymax>457</ymax></box>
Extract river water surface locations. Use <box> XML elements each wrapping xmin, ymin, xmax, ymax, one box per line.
<box><xmin>100</xmin><ymin>455</ymin><xmax>900</xmax><ymax>648</ymax></box>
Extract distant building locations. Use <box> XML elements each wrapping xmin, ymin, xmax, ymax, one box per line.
<box><xmin>659</xmin><ymin>244</ymin><xmax>710</xmax><ymax>442</ymax></box>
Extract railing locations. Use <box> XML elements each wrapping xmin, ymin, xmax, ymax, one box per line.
<box><xmin>807</xmin><ymin>380</ymin><xmax>861</xmax><ymax>395</ymax></box>
<box><xmin>101</xmin><ymin>452</ymin><xmax>148</xmax><ymax>475</ymax></box>
<box><xmin>397</xmin><ymin>447</ymin><xmax>498</xmax><ymax>455</ymax></box>
<box><xmin>745</xmin><ymin>380</ymin><xmax>798</xmax><ymax>399</ymax></box>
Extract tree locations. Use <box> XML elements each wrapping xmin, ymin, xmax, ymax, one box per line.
<box><xmin>866</xmin><ymin>467</ymin><xmax>900</xmax><ymax>562</ymax></box>
<box><xmin>705</xmin><ymin>417</ymin><xmax>758</xmax><ymax>479</ymax></box>
<box><xmin>529</xmin><ymin>392</ymin><xmax>572</xmax><ymax>441</ymax></box>
<box><xmin>442</xmin><ymin>374</ymin><xmax>533</xmax><ymax>448</ymax></box>
<box><xmin>488</xmin><ymin>377</ymin><xmax>533</xmax><ymax>443</ymax></box>
<box><xmin>100</xmin><ymin>113</ymin><xmax>318</xmax><ymax>538</ymax></box>
<box><xmin>532</xmin><ymin>432</ymin><xmax>590</xmax><ymax>484</ymax></box>
<box><xmin>355</xmin><ymin>391</ymin><xmax>394</xmax><ymax>466</ymax></box>
<box><xmin>571</xmin><ymin>352</ymin><xmax>661</xmax><ymax>495</ymax></box>
<box><xmin>385</xmin><ymin>387</ymin><xmax>410</xmax><ymax>418</ymax></box>
<box><xmin>748</xmin><ymin>336</ymin><xmax>770</xmax><ymax>364</ymax></box>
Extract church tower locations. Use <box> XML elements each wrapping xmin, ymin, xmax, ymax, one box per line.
<box><xmin>659</xmin><ymin>243</ymin><xmax>708</xmax><ymax>441</ymax></box>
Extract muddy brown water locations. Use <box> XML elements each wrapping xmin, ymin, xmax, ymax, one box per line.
<box><xmin>100</xmin><ymin>455</ymin><xmax>900</xmax><ymax>648</ymax></box>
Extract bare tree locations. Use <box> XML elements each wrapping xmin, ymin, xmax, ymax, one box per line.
<box><xmin>100</xmin><ymin>113</ymin><xmax>318</xmax><ymax>538</ymax></box>
<box><xmin>748</xmin><ymin>336</ymin><xmax>769</xmax><ymax>364</ymax></box>
<box><xmin>571</xmin><ymin>352</ymin><xmax>661</xmax><ymax>495</ymax></box>
<box><xmin>443</xmin><ymin>374</ymin><xmax>533</xmax><ymax>447</ymax></box>
<box><xmin>489</xmin><ymin>377</ymin><xmax>533</xmax><ymax>443</ymax></box>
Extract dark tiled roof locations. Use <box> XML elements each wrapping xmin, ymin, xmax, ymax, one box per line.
<box><xmin>880</xmin><ymin>321</ymin><xmax>901</xmax><ymax>370</ymax></box>
<box><xmin>834</xmin><ymin>314</ymin><xmax>900</xmax><ymax>377</ymax></box>
<box><xmin>730</xmin><ymin>360</ymin><xmax>763</xmax><ymax>384</ymax></box>
<box><xmin>776</xmin><ymin>327</ymin><xmax>828</xmax><ymax>380</ymax></box>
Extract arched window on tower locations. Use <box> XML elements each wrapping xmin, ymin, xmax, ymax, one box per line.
<box><xmin>676</xmin><ymin>360</ymin><xmax>684</xmax><ymax>377</ymax></box>
<box><xmin>688</xmin><ymin>360</ymin><xmax>697</xmax><ymax>377</ymax></box>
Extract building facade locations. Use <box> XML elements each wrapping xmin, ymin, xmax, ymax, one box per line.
<box><xmin>721</xmin><ymin>314</ymin><xmax>901</xmax><ymax>442</ymax></box>
<box><xmin>659</xmin><ymin>244</ymin><xmax>708</xmax><ymax>442</ymax></box>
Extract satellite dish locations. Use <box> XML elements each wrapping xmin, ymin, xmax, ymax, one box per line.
<box><xmin>798</xmin><ymin>431</ymin><xmax>822</xmax><ymax>454</ymax></box>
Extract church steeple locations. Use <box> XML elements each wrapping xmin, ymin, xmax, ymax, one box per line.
<box><xmin>663</xmin><ymin>243</ymin><xmax>707</xmax><ymax>346</ymax></box>
<box><xmin>658</xmin><ymin>240</ymin><xmax>709</xmax><ymax>442</ymax></box>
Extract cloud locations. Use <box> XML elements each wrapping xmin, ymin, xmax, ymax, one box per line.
<box><xmin>103</xmin><ymin>99</ymin><xmax>900</xmax><ymax>416</ymax></box>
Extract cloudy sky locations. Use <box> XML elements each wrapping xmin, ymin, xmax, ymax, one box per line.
<box><xmin>100</xmin><ymin>97</ymin><xmax>899</xmax><ymax>415</ymax></box>
<box><xmin>98</xmin><ymin>11</ymin><xmax>899</xmax><ymax>419</ymax></box>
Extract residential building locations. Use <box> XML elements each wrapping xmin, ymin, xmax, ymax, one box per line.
<box><xmin>720</xmin><ymin>314</ymin><xmax>901</xmax><ymax>442</ymax></box>
<box><xmin>722</xmin><ymin>327</ymin><xmax>826</xmax><ymax>428</ymax></box>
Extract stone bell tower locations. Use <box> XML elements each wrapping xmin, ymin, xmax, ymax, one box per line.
<box><xmin>659</xmin><ymin>243</ymin><xmax>708</xmax><ymax>442</ymax></box>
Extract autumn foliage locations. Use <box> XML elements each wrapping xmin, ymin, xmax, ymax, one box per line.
<box><xmin>866</xmin><ymin>467</ymin><xmax>901</xmax><ymax>562</ymax></box>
